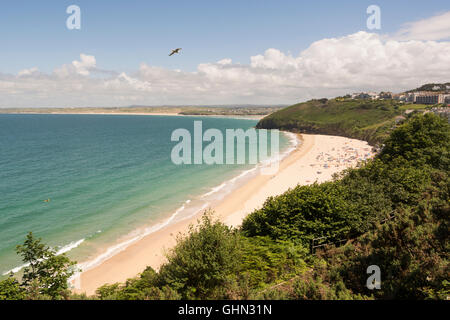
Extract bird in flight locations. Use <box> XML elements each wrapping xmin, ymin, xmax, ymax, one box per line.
<box><xmin>169</xmin><ymin>48</ymin><xmax>182</xmax><ymax>56</ymax></box>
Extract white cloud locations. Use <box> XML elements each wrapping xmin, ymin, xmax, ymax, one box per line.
<box><xmin>72</xmin><ymin>54</ymin><xmax>96</xmax><ymax>76</ymax></box>
<box><xmin>104</xmin><ymin>72</ymin><xmax>152</xmax><ymax>91</ymax></box>
<box><xmin>18</xmin><ymin>67</ymin><xmax>39</xmax><ymax>77</ymax></box>
<box><xmin>392</xmin><ymin>11</ymin><xmax>450</xmax><ymax>41</ymax></box>
<box><xmin>54</xmin><ymin>54</ymin><xmax>97</xmax><ymax>77</ymax></box>
<box><xmin>1</xmin><ymin>15</ymin><xmax>450</xmax><ymax>108</ymax></box>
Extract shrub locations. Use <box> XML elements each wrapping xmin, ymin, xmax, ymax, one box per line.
<box><xmin>157</xmin><ymin>211</ymin><xmax>242</xmax><ymax>299</ymax></box>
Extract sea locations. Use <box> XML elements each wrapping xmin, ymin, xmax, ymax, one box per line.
<box><xmin>0</xmin><ymin>114</ymin><xmax>296</xmax><ymax>276</ymax></box>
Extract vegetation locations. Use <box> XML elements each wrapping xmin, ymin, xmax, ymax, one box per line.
<box><xmin>398</xmin><ymin>104</ymin><xmax>430</xmax><ymax>111</ymax></box>
<box><xmin>248</xmin><ymin>113</ymin><xmax>449</xmax><ymax>299</ymax></box>
<box><xmin>0</xmin><ymin>232</ymin><xmax>77</xmax><ymax>300</ymax></box>
<box><xmin>379</xmin><ymin>113</ymin><xmax>450</xmax><ymax>170</ymax></box>
<box><xmin>0</xmin><ymin>277</ymin><xmax>26</xmax><ymax>300</ymax></box>
<box><xmin>1</xmin><ymin>113</ymin><xmax>448</xmax><ymax>300</ymax></box>
<box><xmin>256</xmin><ymin>98</ymin><xmax>404</xmax><ymax>145</ymax></box>
<box><xmin>157</xmin><ymin>212</ymin><xmax>242</xmax><ymax>299</ymax></box>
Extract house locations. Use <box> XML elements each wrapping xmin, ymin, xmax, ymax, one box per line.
<box><xmin>379</xmin><ymin>92</ymin><xmax>393</xmax><ymax>99</ymax></box>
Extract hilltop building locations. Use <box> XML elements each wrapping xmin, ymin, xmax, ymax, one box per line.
<box><xmin>351</xmin><ymin>92</ymin><xmax>379</xmax><ymax>100</ymax></box>
<box><xmin>379</xmin><ymin>92</ymin><xmax>393</xmax><ymax>99</ymax></box>
<box><xmin>445</xmin><ymin>95</ymin><xmax>450</xmax><ymax>105</ymax></box>
<box><xmin>347</xmin><ymin>87</ymin><xmax>449</xmax><ymax>105</ymax></box>
<box><xmin>415</xmin><ymin>93</ymin><xmax>445</xmax><ymax>105</ymax></box>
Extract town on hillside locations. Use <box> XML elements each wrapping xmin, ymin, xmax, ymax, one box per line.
<box><xmin>347</xmin><ymin>83</ymin><xmax>450</xmax><ymax>105</ymax></box>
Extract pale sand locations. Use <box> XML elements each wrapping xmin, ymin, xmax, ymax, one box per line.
<box><xmin>75</xmin><ymin>134</ymin><xmax>373</xmax><ymax>295</ymax></box>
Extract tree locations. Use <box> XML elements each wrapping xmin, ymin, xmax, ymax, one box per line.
<box><xmin>96</xmin><ymin>283</ymin><xmax>121</xmax><ymax>300</ymax></box>
<box><xmin>241</xmin><ymin>182</ymin><xmax>358</xmax><ymax>244</ymax></box>
<box><xmin>16</xmin><ymin>232</ymin><xmax>77</xmax><ymax>299</ymax></box>
<box><xmin>380</xmin><ymin>113</ymin><xmax>450</xmax><ymax>170</ymax></box>
<box><xmin>158</xmin><ymin>211</ymin><xmax>241</xmax><ymax>299</ymax></box>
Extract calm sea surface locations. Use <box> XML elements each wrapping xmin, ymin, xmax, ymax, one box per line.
<box><xmin>0</xmin><ymin>114</ymin><xmax>291</xmax><ymax>275</ymax></box>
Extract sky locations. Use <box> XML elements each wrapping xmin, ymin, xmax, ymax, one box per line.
<box><xmin>1</xmin><ymin>0</ymin><xmax>450</xmax><ymax>107</ymax></box>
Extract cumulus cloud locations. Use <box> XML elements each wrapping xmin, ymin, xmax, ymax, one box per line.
<box><xmin>18</xmin><ymin>67</ymin><xmax>40</xmax><ymax>77</ymax></box>
<box><xmin>1</xmin><ymin>21</ymin><xmax>450</xmax><ymax>108</ymax></box>
<box><xmin>392</xmin><ymin>11</ymin><xmax>450</xmax><ymax>41</ymax></box>
<box><xmin>54</xmin><ymin>54</ymin><xmax>97</xmax><ymax>77</ymax></box>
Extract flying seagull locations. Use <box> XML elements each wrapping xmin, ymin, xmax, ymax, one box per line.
<box><xmin>169</xmin><ymin>48</ymin><xmax>182</xmax><ymax>56</ymax></box>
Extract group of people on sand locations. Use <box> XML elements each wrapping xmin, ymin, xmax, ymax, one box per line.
<box><xmin>313</xmin><ymin>144</ymin><xmax>374</xmax><ymax>174</ymax></box>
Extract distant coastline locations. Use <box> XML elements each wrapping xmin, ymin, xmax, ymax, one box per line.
<box><xmin>0</xmin><ymin>106</ymin><xmax>283</xmax><ymax>119</ymax></box>
<box><xmin>0</xmin><ymin>112</ymin><xmax>267</xmax><ymax>121</ymax></box>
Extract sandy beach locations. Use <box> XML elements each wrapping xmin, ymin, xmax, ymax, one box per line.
<box><xmin>75</xmin><ymin>133</ymin><xmax>374</xmax><ymax>295</ymax></box>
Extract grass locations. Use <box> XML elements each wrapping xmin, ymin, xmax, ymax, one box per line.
<box><xmin>398</xmin><ymin>104</ymin><xmax>429</xmax><ymax>110</ymax></box>
<box><xmin>256</xmin><ymin>98</ymin><xmax>404</xmax><ymax>145</ymax></box>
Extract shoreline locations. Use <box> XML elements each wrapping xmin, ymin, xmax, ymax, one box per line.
<box><xmin>74</xmin><ymin>133</ymin><xmax>374</xmax><ymax>295</ymax></box>
<box><xmin>0</xmin><ymin>113</ymin><xmax>266</xmax><ymax>277</ymax></box>
<box><xmin>0</xmin><ymin>112</ymin><xmax>266</xmax><ymax>120</ymax></box>
<box><xmin>70</xmin><ymin>130</ymin><xmax>298</xmax><ymax>291</ymax></box>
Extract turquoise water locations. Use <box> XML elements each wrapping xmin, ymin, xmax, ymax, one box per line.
<box><xmin>0</xmin><ymin>114</ymin><xmax>291</xmax><ymax>275</ymax></box>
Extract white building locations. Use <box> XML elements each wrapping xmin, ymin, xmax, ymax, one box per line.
<box><xmin>444</xmin><ymin>95</ymin><xmax>450</xmax><ymax>104</ymax></box>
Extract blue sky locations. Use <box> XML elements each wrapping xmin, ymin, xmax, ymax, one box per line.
<box><xmin>1</xmin><ymin>1</ymin><xmax>449</xmax><ymax>107</ymax></box>
<box><xmin>1</xmin><ymin>0</ymin><xmax>449</xmax><ymax>74</ymax></box>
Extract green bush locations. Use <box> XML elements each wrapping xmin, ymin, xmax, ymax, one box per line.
<box><xmin>242</xmin><ymin>182</ymin><xmax>356</xmax><ymax>244</ymax></box>
<box><xmin>0</xmin><ymin>277</ymin><xmax>26</xmax><ymax>300</ymax></box>
<box><xmin>157</xmin><ymin>211</ymin><xmax>242</xmax><ymax>299</ymax></box>
<box><xmin>380</xmin><ymin>113</ymin><xmax>450</xmax><ymax>170</ymax></box>
<box><xmin>318</xmin><ymin>177</ymin><xmax>449</xmax><ymax>299</ymax></box>
<box><xmin>239</xmin><ymin>236</ymin><xmax>308</xmax><ymax>289</ymax></box>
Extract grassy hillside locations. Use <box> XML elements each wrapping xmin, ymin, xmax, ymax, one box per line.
<box><xmin>256</xmin><ymin>98</ymin><xmax>404</xmax><ymax>145</ymax></box>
